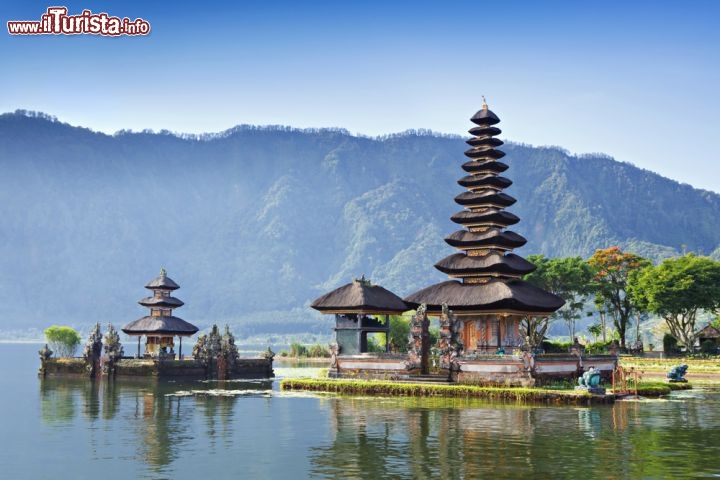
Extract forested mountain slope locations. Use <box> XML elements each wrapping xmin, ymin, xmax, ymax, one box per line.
<box><xmin>1</xmin><ymin>111</ymin><xmax>718</xmax><ymax>338</ymax></box>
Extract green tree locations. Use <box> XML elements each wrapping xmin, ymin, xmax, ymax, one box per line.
<box><xmin>588</xmin><ymin>247</ymin><xmax>651</xmax><ymax>349</ymax></box>
<box><xmin>363</xmin><ymin>315</ymin><xmax>414</xmax><ymax>353</ymax></box>
<box><xmin>44</xmin><ymin>325</ymin><xmax>81</xmax><ymax>357</ymax></box>
<box><xmin>630</xmin><ymin>254</ymin><xmax>720</xmax><ymax>351</ymax></box>
<box><xmin>387</xmin><ymin>315</ymin><xmax>410</xmax><ymax>353</ymax></box>
<box><xmin>588</xmin><ymin>323</ymin><xmax>602</xmax><ymax>343</ymax></box>
<box><xmin>525</xmin><ymin>255</ymin><xmax>593</xmax><ymax>340</ymax></box>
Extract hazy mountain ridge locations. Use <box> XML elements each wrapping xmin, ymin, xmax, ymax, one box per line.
<box><xmin>1</xmin><ymin>111</ymin><xmax>719</xmax><ymax>338</ymax></box>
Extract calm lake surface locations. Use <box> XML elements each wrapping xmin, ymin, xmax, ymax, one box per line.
<box><xmin>2</xmin><ymin>343</ymin><xmax>720</xmax><ymax>479</ymax></box>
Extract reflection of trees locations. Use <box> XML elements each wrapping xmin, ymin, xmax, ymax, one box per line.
<box><xmin>39</xmin><ymin>378</ymin><xmax>195</xmax><ymax>473</ymax></box>
<box><xmin>311</xmin><ymin>398</ymin><xmax>538</xmax><ymax>478</ymax></box>
<box><xmin>40</xmin><ymin>378</ymin><xmax>80</xmax><ymax>424</ymax></box>
<box><xmin>40</xmin><ymin>378</ymin><xmax>117</xmax><ymax>423</ymax></box>
<box><xmin>618</xmin><ymin>398</ymin><xmax>720</xmax><ymax>478</ymax></box>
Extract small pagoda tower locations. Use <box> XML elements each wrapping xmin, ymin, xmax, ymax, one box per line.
<box><xmin>122</xmin><ymin>269</ymin><xmax>199</xmax><ymax>358</ymax></box>
<box><xmin>405</xmin><ymin>100</ymin><xmax>564</xmax><ymax>353</ymax></box>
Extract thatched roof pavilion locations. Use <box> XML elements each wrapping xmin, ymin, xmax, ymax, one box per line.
<box><xmin>697</xmin><ymin>324</ymin><xmax>720</xmax><ymax>345</ymax></box>
<box><xmin>405</xmin><ymin>100</ymin><xmax>563</xmax><ymax>353</ymax></box>
<box><xmin>311</xmin><ymin>276</ymin><xmax>409</xmax><ymax>315</ymax></box>
<box><xmin>122</xmin><ymin>269</ymin><xmax>198</xmax><ymax>358</ymax></box>
<box><xmin>312</xmin><ymin>276</ymin><xmax>409</xmax><ymax>354</ymax></box>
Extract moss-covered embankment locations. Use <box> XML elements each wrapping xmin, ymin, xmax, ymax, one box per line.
<box><xmin>281</xmin><ymin>378</ymin><xmax>693</xmax><ymax>404</ymax></box>
<box><xmin>281</xmin><ymin>378</ymin><xmax>614</xmax><ymax>405</ymax></box>
<box><xmin>617</xmin><ymin>381</ymin><xmax>692</xmax><ymax>397</ymax></box>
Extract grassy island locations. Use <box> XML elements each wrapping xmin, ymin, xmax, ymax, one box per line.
<box><xmin>282</xmin><ymin>378</ymin><xmax>606</xmax><ymax>404</ymax></box>
<box><xmin>281</xmin><ymin>377</ymin><xmax>692</xmax><ymax>405</ymax></box>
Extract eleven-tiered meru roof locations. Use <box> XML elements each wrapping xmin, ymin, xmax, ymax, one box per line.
<box><xmin>404</xmin><ymin>102</ymin><xmax>564</xmax><ymax>316</ymax></box>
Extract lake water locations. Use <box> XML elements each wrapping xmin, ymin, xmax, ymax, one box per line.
<box><xmin>2</xmin><ymin>343</ymin><xmax>720</xmax><ymax>479</ymax></box>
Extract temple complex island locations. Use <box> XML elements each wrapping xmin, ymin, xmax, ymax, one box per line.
<box><xmin>39</xmin><ymin>269</ymin><xmax>274</xmax><ymax>380</ymax></box>
<box><xmin>404</xmin><ymin>100</ymin><xmax>565</xmax><ymax>355</ymax></box>
<box><xmin>312</xmin><ymin>102</ymin><xmax>617</xmax><ymax>385</ymax></box>
<box><xmin>122</xmin><ymin>269</ymin><xmax>198</xmax><ymax>359</ymax></box>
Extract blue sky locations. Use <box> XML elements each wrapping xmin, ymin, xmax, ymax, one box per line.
<box><xmin>2</xmin><ymin>1</ymin><xmax>719</xmax><ymax>191</ymax></box>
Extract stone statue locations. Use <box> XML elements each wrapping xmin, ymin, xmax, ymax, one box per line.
<box><xmin>405</xmin><ymin>304</ymin><xmax>429</xmax><ymax>372</ymax></box>
<box><xmin>193</xmin><ymin>324</ymin><xmax>240</xmax><ymax>379</ymax></box>
<box><xmin>38</xmin><ymin>343</ymin><xmax>53</xmax><ymax>361</ymax></box>
<box><xmin>667</xmin><ymin>364</ymin><xmax>688</xmax><ymax>382</ymax></box>
<box><xmin>263</xmin><ymin>346</ymin><xmax>276</xmax><ymax>361</ymax></box>
<box><xmin>102</xmin><ymin>323</ymin><xmax>124</xmax><ymax>375</ymax></box>
<box><xmin>328</xmin><ymin>343</ymin><xmax>339</xmax><ymax>371</ymax></box>
<box><xmin>221</xmin><ymin>324</ymin><xmax>240</xmax><ymax>371</ymax></box>
<box><xmin>576</xmin><ymin>366</ymin><xmax>605</xmax><ymax>394</ymax></box>
<box><xmin>437</xmin><ymin>303</ymin><xmax>463</xmax><ymax>372</ymax></box>
<box><xmin>192</xmin><ymin>334</ymin><xmax>208</xmax><ymax>364</ymax></box>
<box><xmin>83</xmin><ymin>323</ymin><xmax>103</xmax><ymax>377</ymax></box>
<box><xmin>38</xmin><ymin>344</ymin><xmax>53</xmax><ymax>376</ymax></box>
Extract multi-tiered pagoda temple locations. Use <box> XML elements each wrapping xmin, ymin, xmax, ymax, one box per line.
<box><xmin>405</xmin><ymin>100</ymin><xmax>564</xmax><ymax>354</ymax></box>
<box><xmin>122</xmin><ymin>269</ymin><xmax>199</xmax><ymax>358</ymax></box>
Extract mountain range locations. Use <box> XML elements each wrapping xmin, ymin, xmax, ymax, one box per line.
<box><xmin>2</xmin><ymin>110</ymin><xmax>719</xmax><ymax>341</ymax></box>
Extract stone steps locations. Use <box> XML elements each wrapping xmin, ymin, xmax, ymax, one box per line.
<box><xmin>396</xmin><ymin>374</ymin><xmax>453</xmax><ymax>384</ymax></box>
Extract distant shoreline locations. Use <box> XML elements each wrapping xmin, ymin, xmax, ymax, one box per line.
<box><xmin>0</xmin><ymin>340</ymin><xmax>44</xmax><ymax>344</ymax></box>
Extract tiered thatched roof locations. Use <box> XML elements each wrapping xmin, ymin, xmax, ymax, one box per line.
<box><xmin>122</xmin><ymin>269</ymin><xmax>198</xmax><ymax>336</ymax></box>
<box><xmin>122</xmin><ymin>316</ymin><xmax>199</xmax><ymax>336</ymax></box>
<box><xmin>145</xmin><ymin>268</ymin><xmax>180</xmax><ymax>290</ymax></box>
<box><xmin>406</xmin><ymin>279</ymin><xmax>564</xmax><ymax>315</ymax></box>
<box><xmin>405</xmin><ymin>101</ymin><xmax>564</xmax><ymax>315</ymax></box>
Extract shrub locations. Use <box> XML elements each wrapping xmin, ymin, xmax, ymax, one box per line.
<box><xmin>541</xmin><ymin>340</ymin><xmax>572</xmax><ymax>353</ymax></box>
<box><xmin>585</xmin><ymin>340</ymin><xmax>613</xmax><ymax>355</ymax></box>
<box><xmin>44</xmin><ymin>325</ymin><xmax>82</xmax><ymax>358</ymax></box>
<box><xmin>289</xmin><ymin>342</ymin><xmax>308</xmax><ymax>357</ymax></box>
<box><xmin>307</xmin><ymin>344</ymin><xmax>331</xmax><ymax>358</ymax></box>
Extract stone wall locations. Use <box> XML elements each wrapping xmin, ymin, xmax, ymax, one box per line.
<box><xmin>40</xmin><ymin>358</ymin><xmax>87</xmax><ymax>377</ymax></box>
<box><xmin>454</xmin><ymin>357</ymin><xmax>534</xmax><ymax>387</ymax></box>
<box><xmin>330</xmin><ymin>352</ymin><xmax>618</xmax><ymax>387</ymax></box>
<box><xmin>39</xmin><ymin>356</ymin><xmax>274</xmax><ymax>380</ymax></box>
<box><xmin>332</xmin><ymin>354</ymin><xmax>411</xmax><ymax>379</ymax></box>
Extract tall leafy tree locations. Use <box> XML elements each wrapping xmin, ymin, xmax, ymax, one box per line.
<box><xmin>525</xmin><ymin>255</ymin><xmax>593</xmax><ymax>340</ymax></box>
<box><xmin>588</xmin><ymin>247</ymin><xmax>651</xmax><ymax>349</ymax></box>
<box><xmin>629</xmin><ymin>254</ymin><xmax>720</xmax><ymax>350</ymax></box>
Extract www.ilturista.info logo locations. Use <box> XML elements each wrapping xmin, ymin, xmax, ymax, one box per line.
<box><xmin>7</xmin><ymin>7</ymin><xmax>150</xmax><ymax>36</ymax></box>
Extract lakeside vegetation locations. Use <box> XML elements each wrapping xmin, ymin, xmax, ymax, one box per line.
<box><xmin>278</xmin><ymin>342</ymin><xmax>332</xmax><ymax>358</ymax></box>
<box><xmin>524</xmin><ymin>248</ymin><xmax>720</xmax><ymax>353</ymax></box>
<box><xmin>620</xmin><ymin>356</ymin><xmax>720</xmax><ymax>373</ymax></box>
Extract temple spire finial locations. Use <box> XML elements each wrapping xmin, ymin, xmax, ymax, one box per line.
<box><xmin>482</xmin><ymin>96</ymin><xmax>488</xmax><ymax>110</ymax></box>
<box><xmin>160</xmin><ymin>267</ymin><xmax>167</xmax><ymax>277</ymax></box>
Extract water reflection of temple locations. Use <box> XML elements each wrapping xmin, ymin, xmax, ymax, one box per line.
<box><xmin>312</xmin><ymin>398</ymin><xmax>538</xmax><ymax>477</ymax></box>
<box><xmin>38</xmin><ymin>377</ymin><xmax>247</xmax><ymax>471</ymax></box>
<box><xmin>310</xmin><ymin>398</ymin><xmax>661</xmax><ymax>478</ymax></box>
